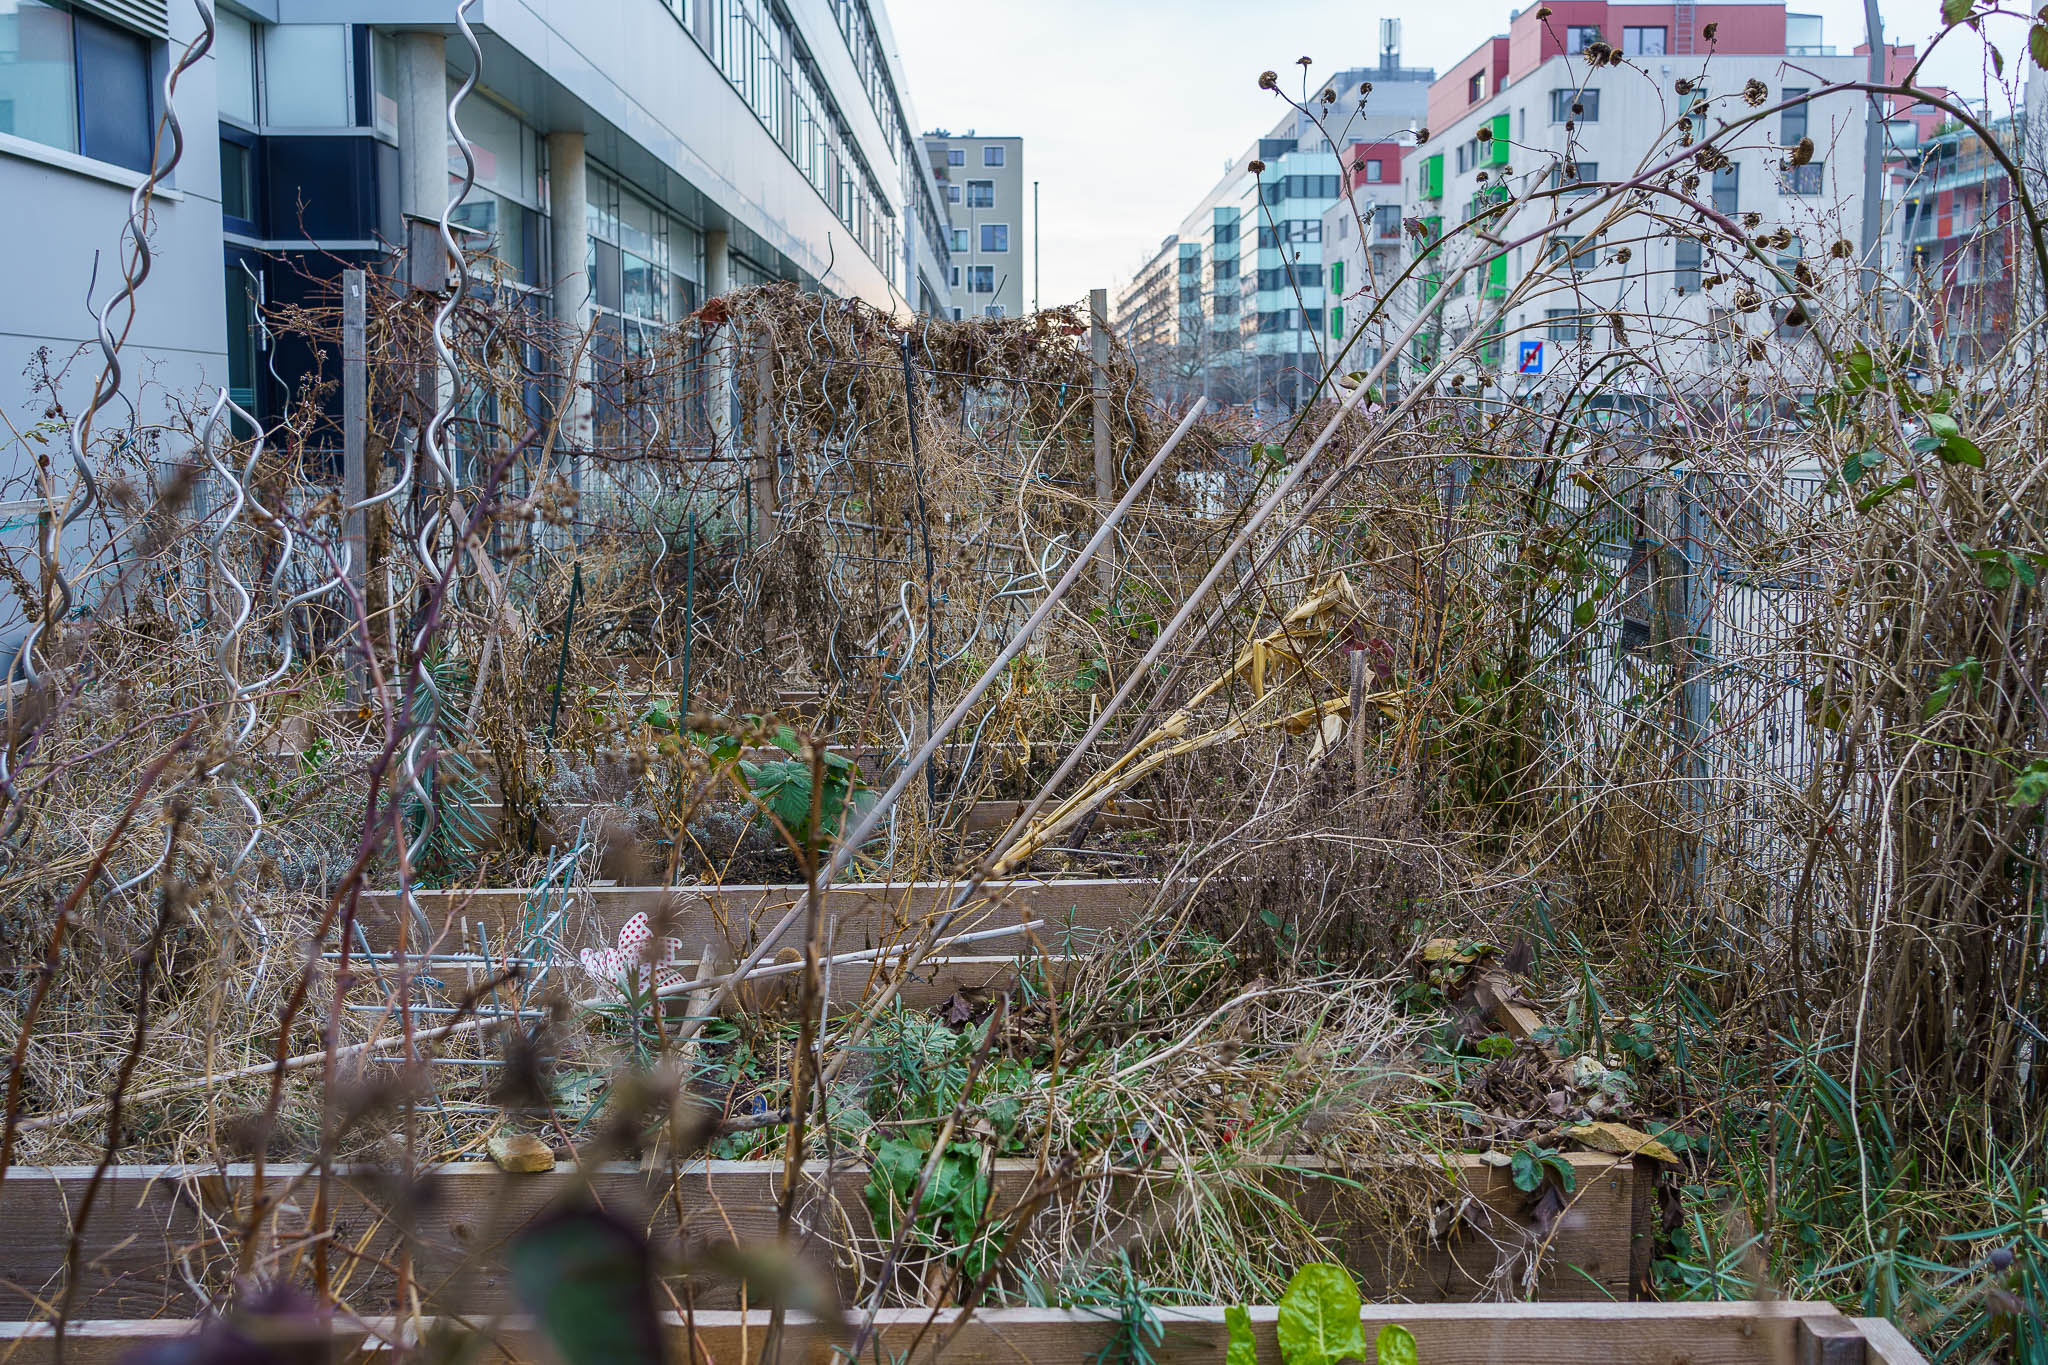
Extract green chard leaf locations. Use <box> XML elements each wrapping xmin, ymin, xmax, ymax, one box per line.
<box><xmin>1227</xmin><ymin>1305</ymin><xmax>1261</xmax><ymax>1365</ymax></box>
<box><xmin>1276</xmin><ymin>1263</ymin><xmax>1368</xmax><ymax>1365</ymax></box>
<box><xmin>1375</xmin><ymin>1324</ymin><xmax>1420</xmax><ymax>1365</ymax></box>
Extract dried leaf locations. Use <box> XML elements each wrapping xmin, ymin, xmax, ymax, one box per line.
<box><xmin>1562</xmin><ymin>1120</ymin><xmax>1679</xmax><ymax>1163</ymax></box>
<box><xmin>487</xmin><ymin>1133</ymin><xmax>557</xmax><ymax>1173</ymax></box>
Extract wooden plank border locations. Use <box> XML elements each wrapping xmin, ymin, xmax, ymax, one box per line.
<box><xmin>357</xmin><ymin>876</ymin><xmax>1168</xmax><ymax>955</ymax></box>
<box><xmin>0</xmin><ymin>1303</ymin><xmax>1924</xmax><ymax>1365</ymax></box>
<box><xmin>0</xmin><ymin>1153</ymin><xmax>1645</xmax><ymax>1321</ymax></box>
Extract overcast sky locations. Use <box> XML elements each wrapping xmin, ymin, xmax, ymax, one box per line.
<box><xmin>883</xmin><ymin>0</ymin><xmax>2026</xmax><ymax>307</ymax></box>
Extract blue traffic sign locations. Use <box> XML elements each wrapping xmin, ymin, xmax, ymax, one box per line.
<box><xmin>1518</xmin><ymin>340</ymin><xmax>1544</xmax><ymax>374</ymax></box>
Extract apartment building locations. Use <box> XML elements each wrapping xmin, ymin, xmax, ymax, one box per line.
<box><xmin>0</xmin><ymin>0</ymin><xmax>952</xmax><ymax>467</ymax></box>
<box><xmin>1116</xmin><ymin>40</ymin><xmax>1435</xmax><ymax>410</ymax></box>
<box><xmin>923</xmin><ymin>130</ymin><xmax>1025</xmax><ymax>318</ymax></box>
<box><xmin>1398</xmin><ymin>1</ymin><xmax>1909</xmax><ymax>395</ymax></box>
<box><xmin>1117</xmin><ymin>234</ymin><xmax>1180</xmax><ymax>373</ymax></box>
<box><xmin>1321</xmin><ymin>139</ymin><xmax>1411</xmax><ymax>379</ymax></box>
<box><xmin>1895</xmin><ymin>113</ymin><xmax>2025</xmax><ymax>363</ymax></box>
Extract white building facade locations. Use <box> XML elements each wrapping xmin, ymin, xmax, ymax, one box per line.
<box><xmin>1398</xmin><ymin>2</ymin><xmax>1896</xmax><ymax>398</ymax></box>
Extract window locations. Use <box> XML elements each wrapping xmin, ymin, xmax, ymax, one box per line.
<box><xmin>371</xmin><ymin>30</ymin><xmax>398</xmax><ymax>136</ymax></box>
<box><xmin>74</xmin><ymin>11</ymin><xmax>152</xmax><ymax>170</ymax></box>
<box><xmin>983</xmin><ymin>144</ymin><xmax>1004</xmax><ymax>166</ymax></box>
<box><xmin>223</xmin><ymin>256</ymin><xmax>258</xmax><ymax>414</ymax></box>
<box><xmin>1621</xmin><ymin>26</ymin><xmax>1666</xmax><ymax>54</ymax></box>
<box><xmin>1546</xmin><ymin>308</ymin><xmax>1593</xmax><ymax>340</ymax></box>
<box><xmin>968</xmin><ymin>265</ymin><xmax>994</xmax><ymax>293</ymax></box>
<box><xmin>458</xmin><ymin>193</ymin><xmax>540</xmax><ymax>286</ymax></box>
<box><xmin>220</xmin><ymin>135</ymin><xmax>255</xmax><ymax>221</ymax></box>
<box><xmin>1213</xmin><ymin>256</ymin><xmax>1237</xmax><ymax>279</ymax></box>
<box><xmin>215</xmin><ymin>10</ymin><xmax>257</xmax><ymax>125</ymax></box>
<box><xmin>980</xmin><ymin>223</ymin><xmax>1008</xmax><ymax>251</ymax></box>
<box><xmin>1550</xmin><ymin>235</ymin><xmax>1592</xmax><ymax>270</ymax></box>
<box><xmin>1566</xmin><ymin>25</ymin><xmax>1602</xmax><ymax>53</ymax></box>
<box><xmin>1707</xmin><ymin>308</ymin><xmax>1739</xmax><ymax>362</ymax></box>
<box><xmin>1179</xmin><ymin>283</ymin><xmax>1200</xmax><ymax>303</ymax></box>
<box><xmin>1550</xmin><ymin>88</ymin><xmax>1598</xmax><ymax>122</ymax></box>
<box><xmin>1256</xmin><ymin>264</ymin><xmax>1321</xmax><ymax>291</ymax></box>
<box><xmin>1781</xmin><ymin>160</ymin><xmax>1824</xmax><ymax>195</ymax></box>
<box><xmin>1213</xmin><ymin>218</ymin><xmax>1239</xmax><ymax>244</ymax></box>
<box><xmin>985</xmin><ymin>303</ymin><xmax>1005</xmax><ymax>317</ymax></box>
<box><xmin>946</xmin><ymin>184</ymin><xmax>960</xmax><ymax>202</ymax></box>
<box><xmin>1674</xmin><ymin>237</ymin><xmax>1702</xmax><ymax>291</ymax></box>
<box><xmin>950</xmin><ymin>227</ymin><xmax>968</xmax><ymax>251</ymax></box>
<box><xmin>1468</xmin><ymin>71</ymin><xmax>1485</xmax><ymax>103</ymax></box>
<box><xmin>1780</xmin><ymin>89</ymin><xmax>1809</xmax><ymax>144</ymax></box>
<box><xmin>1258</xmin><ymin>225</ymin><xmax>1280</xmax><ymax>249</ymax></box>
<box><xmin>262</xmin><ymin>24</ymin><xmax>352</xmax><ymax>127</ymax></box>
<box><xmin>1365</xmin><ymin>159</ymin><xmax>1383</xmax><ymax>182</ymax></box>
<box><xmin>0</xmin><ymin>1</ymin><xmax>157</xmax><ymax>171</ymax></box>
<box><xmin>1551</xmin><ymin>160</ymin><xmax>1599</xmax><ymax>191</ymax></box>
<box><xmin>951</xmin><ymin>307</ymin><xmax>963</xmax><ymax>320</ymax></box>
<box><xmin>1260</xmin><ymin>174</ymin><xmax>1341</xmax><ymax>204</ymax></box>
<box><xmin>965</xmin><ymin>179</ymin><xmax>993</xmax><ymax>207</ymax></box>
<box><xmin>1712</xmin><ymin>163</ymin><xmax>1739</xmax><ymax>214</ymax></box>
<box><xmin>946</xmin><ymin>148</ymin><xmax>964</xmax><ymax>166</ymax></box>
<box><xmin>949</xmin><ymin>265</ymin><xmax>960</xmax><ymax>287</ymax></box>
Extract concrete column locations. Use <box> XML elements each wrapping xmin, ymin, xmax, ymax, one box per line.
<box><xmin>705</xmin><ymin>230</ymin><xmax>733</xmax><ymax>461</ymax></box>
<box><xmin>704</xmin><ymin>229</ymin><xmax>731</xmax><ymax>297</ymax></box>
<box><xmin>547</xmin><ymin>130</ymin><xmax>592</xmax><ymax>458</ymax></box>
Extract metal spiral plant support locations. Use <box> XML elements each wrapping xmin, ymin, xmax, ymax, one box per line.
<box><xmin>396</xmin><ymin>0</ymin><xmax>484</xmax><ymax>941</ymax></box>
<box><xmin>0</xmin><ymin>1</ymin><xmax>215</xmax><ymax>870</ymax></box>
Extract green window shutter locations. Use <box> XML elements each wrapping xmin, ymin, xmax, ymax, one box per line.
<box><xmin>1488</xmin><ymin>113</ymin><xmax>1511</xmax><ymax>165</ymax></box>
<box><xmin>1423</xmin><ymin>153</ymin><xmax>1444</xmax><ymax>199</ymax></box>
<box><xmin>1330</xmin><ymin>260</ymin><xmax>1344</xmax><ymax>294</ymax></box>
<box><xmin>1330</xmin><ymin>305</ymin><xmax>1345</xmax><ymax>339</ymax></box>
<box><xmin>1419</xmin><ymin>215</ymin><xmax>1443</xmax><ymax>262</ymax></box>
<box><xmin>1484</xmin><ymin>253</ymin><xmax>1507</xmax><ymax>298</ymax></box>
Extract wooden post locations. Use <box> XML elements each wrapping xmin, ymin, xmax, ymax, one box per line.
<box><xmin>342</xmin><ymin>269</ymin><xmax>368</xmax><ymax>698</ymax></box>
<box><xmin>750</xmin><ymin>331</ymin><xmax>777</xmax><ymax>537</ymax></box>
<box><xmin>1089</xmin><ymin>286</ymin><xmax>1113</xmax><ymax>595</ymax></box>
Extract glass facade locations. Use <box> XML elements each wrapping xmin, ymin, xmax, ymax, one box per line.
<box><xmin>0</xmin><ymin>0</ymin><xmax>156</xmax><ymax>171</ymax></box>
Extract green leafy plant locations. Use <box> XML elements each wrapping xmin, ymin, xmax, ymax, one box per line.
<box><xmin>403</xmin><ymin>651</ymin><xmax>490</xmax><ymax>882</ymax></box>
<box><xmin>862</xmin><ymin>1134</ymin><xmax>999</xmax><ymax>1280</ymax></box>
<box><xmin>1923</xmin><ymin>658</ymin><xmax>1983</xmax><ymax>719</ymax></box>
<box><xmin>1226</xmin><ymin>1262</ymin><xmax>1416</xmax><ymax>1365</ymax></box>
<box><xmin>2006</xmin><ymin>758</ymin><xmax>2048</xmax><ymax>807</ymax></box>
<box><xmin>728</xmin><ymin>724</ymin><xmax>871</xmax><ymax>850</ymax></box>
<box><xmin>1510</xmin><ymin>1141</ymin><xmax>1579</xmax><ymax>1195</ymax></box>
